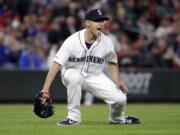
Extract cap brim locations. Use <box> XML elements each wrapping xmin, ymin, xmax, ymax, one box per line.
<box><xmin>90</xmin><ymin>16</ymin><xmax>109</xmax><ymax>21</ymax></box>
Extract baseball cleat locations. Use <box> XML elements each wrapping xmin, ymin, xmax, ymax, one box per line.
<box><xmin>124</xmin><ymin>116</ymin><xmax>141</xmax><ymax>124</ymax></box>
<box><xmin>109</xmin><ymin>116</ymin><xmax>141</xmax><ymax>124</ymax></box>
<box><xmin>56</xmin><ymin>118</ymin><xmax>80</xmax><ymax>126</ymax></box>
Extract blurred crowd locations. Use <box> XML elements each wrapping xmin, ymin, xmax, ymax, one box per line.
<box><xmin>0</xmin><ymin>0</ymin><xmax>180</xmax><ymax>70</ymax></box>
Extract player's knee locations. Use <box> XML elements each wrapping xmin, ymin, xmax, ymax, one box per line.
<box><xmin>68</xmin><ymin>72</ymin><xmax>83</xmax><ymax>86</ymax></box>
<box><xmin>116</xmin><ymin>93</ymin><xmax>127</xmax><ymax>106</ymax></box>
<box><xmin>119</xmin><ymin>94</ymin><xmax>127</xmax><ymax>105</ymax></box>
<box><xmin>63</xmin><ymin>69</ymin><xmax>84</xmax><ymax>86</ymax></box>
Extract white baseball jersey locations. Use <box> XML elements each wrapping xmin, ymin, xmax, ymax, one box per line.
<box><xmin>53</xmin><ymin>29</ymin><xmax>117</xmax><ymax>76</ymax></box>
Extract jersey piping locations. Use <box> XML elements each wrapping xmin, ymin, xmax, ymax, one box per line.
<box><xmin>78</xmin><ymin>32</ymin><xmax>87</xmax><ymax>74</ymax></box>
<box><xmin>86</xmin><ymin>38</ymin><xmax>101</xmax><ymax>73</ymax></box>
<box><xmin>78</xmin><ymin>31</ymin><xmax>101</xmax><ymax>75</ymax></box>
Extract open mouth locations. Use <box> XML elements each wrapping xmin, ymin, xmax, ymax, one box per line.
<box><xmin>97</xmin><ymin>27</ymin><xmax>102</xmax><ymax>31</ymax></box>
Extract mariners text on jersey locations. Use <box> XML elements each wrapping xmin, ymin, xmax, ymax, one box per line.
<box><xmin>68</xmin><ymin>56</ymin><xmax>104</xmax><ymax>64</ymax></box>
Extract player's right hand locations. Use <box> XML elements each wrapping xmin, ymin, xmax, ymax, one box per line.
<box><xmin>40</xmin><ymin>90</ymin><xmax>50</xmax><ymax>102</ymax></box>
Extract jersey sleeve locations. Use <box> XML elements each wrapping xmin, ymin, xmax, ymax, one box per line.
<box><xmin>105</xmin><ymin>38</ymin><xmax>118</xmax><ymax>64</ymax></box>
<box><xmin>53</xmin><ymin>38</ymin><xmax>71</xmax><ymax>66</ymax></box>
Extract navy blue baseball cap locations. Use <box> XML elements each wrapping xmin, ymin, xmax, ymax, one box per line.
<box><xmin>85</xmin><ymin>9</ymin><xmax>109</xmax><ymax>21</ymax></box>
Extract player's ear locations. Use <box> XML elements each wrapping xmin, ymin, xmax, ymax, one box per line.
<box><xmin>85</xmin><ymin>21</ymin><xmax>91</xmax><ymax>28</ymax></box>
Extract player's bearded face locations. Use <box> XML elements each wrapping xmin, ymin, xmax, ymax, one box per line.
<box><xmin>87</xmin><ymin>20</ymin><xmax>104</xmax><ymax>37</ymax></box>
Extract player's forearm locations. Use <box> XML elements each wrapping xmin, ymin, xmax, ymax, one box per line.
<box><xmin>108</xmin><ymin>62</ymin><xmax>120</xmax><ymax>84</ymax></box>
<box><xmin>42</xmin><ymin>62</ymin><xmax>61</xmax><ymax>92</ymax></box>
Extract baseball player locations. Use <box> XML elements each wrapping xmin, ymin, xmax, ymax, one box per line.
<box><xmin>41</xmin><ymin>9</ymin><xmax>140</xmax><ymax>125</ymax></box>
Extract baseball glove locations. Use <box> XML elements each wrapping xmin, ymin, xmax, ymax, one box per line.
<box><xmin>33</xmin><ymin>91</ymin><xmax>54</xmax><ymax>118</ymax></box>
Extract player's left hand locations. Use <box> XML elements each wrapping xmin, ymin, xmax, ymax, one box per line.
<box><xmin>116</xmin><ymin>80</ymin><xmax>128</xmax><ymax>93</ymax></box>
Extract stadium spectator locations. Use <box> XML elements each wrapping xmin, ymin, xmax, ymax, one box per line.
<box><xmin>18</xmin><ymin>43</ymin><xmax>46</xmax><ymax>70</ymax></box>
<box><xmin>0</xmin><ymin>30</ymin><xmax>16</xmax><ymax>69</ymax></box>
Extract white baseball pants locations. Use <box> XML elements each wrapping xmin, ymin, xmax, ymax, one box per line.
<box><xmin>61</xmin><ymin>68</ymin><xmax>127</xmax><ymax>123</ymax></box>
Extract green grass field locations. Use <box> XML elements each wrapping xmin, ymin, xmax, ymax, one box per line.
<box><xmin>0</xmin><ymin>103</ymin><xmax>180</xmax><ymax>135</ymax></box>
